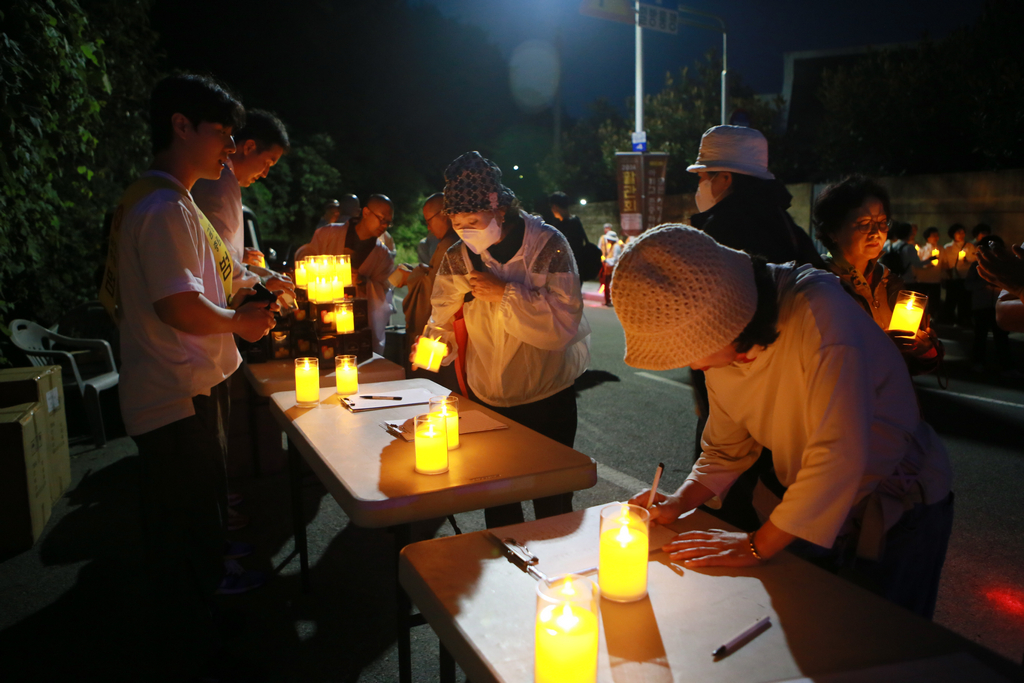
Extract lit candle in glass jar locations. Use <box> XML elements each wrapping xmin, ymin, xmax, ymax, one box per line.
<box><xmin>414</xmin><ymin>413</ymin><xmax>448</xmax><ymax>475</ymax></box>
<box><xmin>334</xmin><ymin>301</ymin><xmax>354</xmax><ymax>333</ymax></box>
<box><xmin>598</xmin><ymin>503</ymin><xmax>651</xmax><ymax>602</ymax></box>
<box><xmin>335</xmin><ymin>354</ymin><xmax>358</xmax><ymax>396</ymax></box>
<box><xmin>294</xmin><ymin>357</ymin><xmax>320</xmax><ymax>407</ymax></box>
<box><xmin>337</xmin><ymin>254</ymin><xmax>353</xmax><ymax>288</ymax></box>
<box><xmin>295</xmin><ymin>260</ymin><xmax>308</xmax><ymax>287</ymax></box>
<box><xmin>429</xmin><ymin>395</ymin><xmax>459</xmax><ymax>450</ymax></box>
<box><xmin>888</xmin><ymin>290</ymin><xmax>927</xmax><ymax>333</ymax></box>
<box><xmin>330</xmin><ymin>275</ymin><xmax>343</xmax><ymax>302</ymax></box>
<box><xmin>413</xmin><ymin>324</ymin><xmax>447</xmax><ymax>373</ymax></box>
<box><xmin>534</xmin><ymin>575</ymin><xmax>599</xmax><ymax>683</ymax></box>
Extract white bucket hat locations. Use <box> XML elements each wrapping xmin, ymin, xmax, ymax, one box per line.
<box><xmin>686</xmin><ymin>125</ymin><xmax>775</xmax><ymax>180</ymax></box>
<box><xmin>612</xmin><ymin>224</ymin><xmax>757</xmax><ymax>370</ymax></box>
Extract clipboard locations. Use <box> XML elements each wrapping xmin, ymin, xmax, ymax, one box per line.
<box><xmin>340</xmin><ymin>388</ymin><xmax>434</xmax><ymax>412</ymax></box>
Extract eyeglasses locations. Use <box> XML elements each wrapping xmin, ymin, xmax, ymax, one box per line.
<box><xmin>851</xmin><ymin>217</ymin><xmax>891</xmax><ymax>234</ymax></box>
<box><xmin>424</xmin><ymin>210</ymin><xmax>443</xmax><ymax>223</ymax></box>
<box><xmin>368</xmin><ymin>206</ymin><xmax>393</xmax><ymax>228</ymax></box>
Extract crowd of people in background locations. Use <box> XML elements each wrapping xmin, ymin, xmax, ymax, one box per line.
<box><xmin>107</xmin><ymin>70</ymin><xmax>1024</xmax><ymax>679</ymax></box>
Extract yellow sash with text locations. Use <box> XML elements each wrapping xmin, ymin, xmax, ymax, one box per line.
<box><xmin>99</xmin><ymin>175</ymin><xmax>233</xmax><ymax>322</ymax></box>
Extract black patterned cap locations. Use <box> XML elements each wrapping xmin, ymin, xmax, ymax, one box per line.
<box><xmin>443</xmin><ymin>151</ymin><xmax>516</xmax><ymax>215</ymax></box>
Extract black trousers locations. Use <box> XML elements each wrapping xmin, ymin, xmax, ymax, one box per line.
<box><xmin>472</xmin><ymin>384</ymin><xmax>578</xmax><ymax>528</ymax></box>
<box><xmin>134</xmin><ymin>382</ymin><xmax>229</xmax><ymax>659</ymax></box>
<box><xmin>972</xmin><ymin>307</ymin><xmax>1011</xmax><ymax>367</ymax></box>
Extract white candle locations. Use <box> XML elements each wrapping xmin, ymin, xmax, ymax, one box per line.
<box><xmin>888</xmin><ymin>290</ymin><xmax>927</xmax><ymax>333</ymax></box>
<box><xmin>535</xmin><ymin>575</ymin><xmax>599</xmax><ymax>683</ymax></box>
<box><xmin>335</xmin><ymin>354</ymin><xmax>358</xmax><ymax>396</ymax></box>
<box><xmin>337</xmin><ymin>254</ymin><xmax>353</xmax><ymax>288</ymax></box>
<box><xmin>335</xmin><ymin>302</ymin><xmax>354</xmax><ymax>333</ymax></box>
<box><xmin>294</xmin><ymin>357</ymin><xmax>319</xmax><ymax>406</ymax></box>
<box><xmin>429</xmin><ymin>396</ymin><xmax>459</xmax><ymax>450</ymax></box>
<box><xmin>414</xmin><ymin>413</ymin><xmax>448</xmax><ymax>475</ymax></box>
<box><xmin>598</xmin><ymin>503</ymin><xmax>650</xmax><ymax>602</ymax></box>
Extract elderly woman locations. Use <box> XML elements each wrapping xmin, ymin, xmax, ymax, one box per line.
<box><xmin>616</xmin><ymin>225</ymin><xmax>953</xmax><ymax>618</ymax></box>
<box><xmin>420</xmin><ymin>151</ymin><xmax>591</xmax><ymax>526</ymax></box>
<box><xmin>814</xmin><ymin>175</ymin><xmax>941</xmax><ymax>374</ymax></box>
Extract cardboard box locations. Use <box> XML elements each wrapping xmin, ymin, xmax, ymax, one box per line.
<box><xmin>0</xmin><ymin>403</ymin><xmax>52</xmax><ymax>556</ymax></box>
<box><xmin>0</xmin><ymin>366</ymin><xmax>71</xmax><ymax>503</ymax></box>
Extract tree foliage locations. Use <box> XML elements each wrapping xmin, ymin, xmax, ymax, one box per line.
<box><xmin>0</xmin><ymin>0</ymin><xmax>158</xmax><ymax>337</ymax></box>
<box><xmin>815</xmin><ymin>0</ymin><xmax>1024</xmax><ymax>179</ymax></box>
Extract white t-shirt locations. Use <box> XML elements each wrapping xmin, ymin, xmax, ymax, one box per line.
<box><xmin>118</xmin><ymin>171</ymin><xmax>241</xmax><ymax>435</ymax></box>
<box><xmin>688</xmin><ymin>264</ymin><xmax>951</xmax><ymax>549</ymax></box>
<box><xmin>191</xmin><ymin>160</ymin><xmax>259</xmax><ymax>291</ymax></box>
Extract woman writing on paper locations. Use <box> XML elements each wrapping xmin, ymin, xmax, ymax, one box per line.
<box><xmin>417</xmin><ymin>151</ymin><xmax>591</xmax><ymax>527</ymax></box>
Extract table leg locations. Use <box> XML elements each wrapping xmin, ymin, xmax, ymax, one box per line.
<box><xmin>393</xmin><ymin>523</ymin><xmax>413</xmax><ymax>683</ymax></box>
<box><xmin>288</xmin><ymin>442</ymin><xmax>310</xmax><ymax>593</ymax></box>
<box><xmin>439</xmin><ymin>642</ymin><xmax>456</xmax><ymax>683</ymax></box>
<box><xmin>246</xmin><ymin>378</ymin><xmax>261</xmax><ymax>478</ymax></box>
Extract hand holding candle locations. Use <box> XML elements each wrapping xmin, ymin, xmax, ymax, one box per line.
<box><xmin>888</xmin><ymin>290</ymin><xmax>927</xmax><ymax>333</ymax></box>
<box><xmin>412</xmin><ymin>324</ymin><xmax>448</xmax><ymax>372</ymax></box>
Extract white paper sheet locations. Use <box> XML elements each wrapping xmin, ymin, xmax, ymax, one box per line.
<box><xmin>382</xmin><ymin>410</ymin><xmax>509</xmax><ymax>441</ymax></box>
<box><xmin>341</xmin><ymin>387</ymin><xmax>434</xmax><ymax>412</ymax></box>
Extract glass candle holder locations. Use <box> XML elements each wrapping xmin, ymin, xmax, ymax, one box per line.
<box><xmin>335</xmin><ymin>355</ymin><xmax>358</xmax><ymax>396</ymax></box>
<box><xmin>294</xmin><ymin>357</ymin><xmax>320</xmax><ymax>407</ymax></box>
<box><xmin>330</xmin><ymin>275</ymin><xmax>344</xmax><ymax>302</ymax></box>
<box><xmin>429</xmin><ymin>395</ymin><xmax>459</xmax><ymax>450</ymax></box>
<box><xmin>334</xmin><ymin>301</ymin><xmax>354</xmax><ymax>333</ymax></box>
<box><xmin>598</xmin><ymin>503</ymin><xmax>651</xmax><ymax>602</ymax></box>
<box><xmin>414</xmin><ymin>412</ymin><xmax>448</xmax><ymax>475</ymax></box>
<box><xmin>337</xmin><ymin>254</ymin><xmax>353</xmax><ymax>288</ymax></box>
<box><xmin>888</xmin><ymin>290</ymin><xmax>927</xmax><ymax>333</ymax></box>
<box><xmin>535</xmin><ymin>574</ymin><xmax>599</xmax><ymax>683</ymax></box>
<box><xmin>413</xmin><ymin>324</ymin><xmax>447</xmax><ymax>373</ymax></box>
<box><xmin>294</xmin><ymin>259</ymin><xmax>308</xmax><ymax>288</ymax></box>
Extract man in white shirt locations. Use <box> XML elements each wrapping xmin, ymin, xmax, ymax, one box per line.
<box><xmin>111</xmin><ymin>74</ymin><xmax>277</xmax><ymax>663</ymax></box>
<box><xmin>613</xmin><ymin>225</ymin><xmax>953</xmax><ymax>618</ymax></box>
<box><xmin>192</xmin><ymin>109</ymin><xmax>294</xmax><ymax>299</ymax></box>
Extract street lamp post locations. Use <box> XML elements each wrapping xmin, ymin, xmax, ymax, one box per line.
<box><xmin>677</xmin><ymin>5</ymin><xmax>728</xmax><ymax>125</ymax></box>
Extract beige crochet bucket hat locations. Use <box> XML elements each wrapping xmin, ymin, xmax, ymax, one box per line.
<box><xmin>612</xmin><ymin>224</ymin><xmax>757</xmax><ymax>370</ymax></box>
<box><xmin>686</xmin><ymin>125</ymin><xmax>775</xmax><ymax>180</ymax></box>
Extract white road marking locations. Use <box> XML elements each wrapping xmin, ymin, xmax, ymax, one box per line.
<box><xmin>596</xmin><ymin>462</ymin><xmax>649</xmax><ymax>494</ymax></box>
<box><xmin>635</xmin><ymin>371</ymin><xmax>691</xmax><ymax>389</ymax></box>
<box><xmin>918</xmin><ymin>387</ymin><xmax>1024</xmax><ymax>409</ymax></box>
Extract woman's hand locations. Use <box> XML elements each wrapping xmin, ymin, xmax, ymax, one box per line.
<box><xmin>626</xmin><ymin>490</ymin><xmax>686</xmax><ymax>527</ymax></box>
<box><xmin>662</xmin><ymin>529</ymin><xmax>762</xmax><ymax>568</ymax></box>
<box><xmin>468</xmin><ymin>272</ymin><xmax>506</xmax><ymax>303</ymax></box>
<box><xmin>243</xmin><ymin>248</ymin><xmax>265</xmax><ymax>267</ymax></box>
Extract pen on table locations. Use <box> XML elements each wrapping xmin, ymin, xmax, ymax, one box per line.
<box><xmin>359</xmin><ymin>395</ymin><xmax>402</xmax><ymax>401</ymax></box>
<box><xmin>645</xmin><ymin>462</ymin><xmax>665</xmax><ymax>509</ymax></box>
<box><xmin>712</xmin><ymin>616</ymin><xmax>771</xmax><ymax>657</ymax></box>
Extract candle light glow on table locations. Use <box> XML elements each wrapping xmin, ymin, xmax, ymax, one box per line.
<box><xmin>535</xmin><ymin>575</ymin><xmax>599</xmax><ymax>683</ymax></box>
<box><xmin>335</xmin><ymin>302</ymin><xmax>354</xmax><ymax>333</ymax></box>
<box><xmin>414</xmin><ymin>413</ymin><xmax>448</xmax><ymax>474</ymax></box>
<box><xmin>335</xmin><ymin>355</ymin><xmax>358</xmax><ymax>396</ymax></box>
<box><xmin>294</xmin><ymin>357</ymin><xmax>320</xmax><ymax>406</ymax></box>
<box><xmin>888</xmin><ymin>290</ymin><xmax>927</xmax><ymax>333</ymax></box>
<box><xmin>598</xmin><ymin>503</ymin><xmax>651</xmax><ymax>602</ymax></box>
<box><xmin>429</xmin><ymin>395</ymin><xmax>459</xmax><ymax>450</ymax></box>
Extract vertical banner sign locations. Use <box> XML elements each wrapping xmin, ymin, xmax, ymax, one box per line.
<box><xmin>615</xmin><ymin>152</ymin><xmax>643</xmax><ymax>237</ymax></box>
<box><xmin>642</xmin><ymin>152</ymin><xmax>668</xmax><ymax>230</ymax></box>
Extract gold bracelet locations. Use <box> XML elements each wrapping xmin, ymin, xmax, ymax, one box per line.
<box><xmin>748</xmin><ymin>532</ymin><xmax>765</xmax><ymax>563</ymax></box>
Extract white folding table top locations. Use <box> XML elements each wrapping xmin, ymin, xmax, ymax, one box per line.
<box><xmin>244</xmin><ymin>353</ymin><xmax>404</xmax><ymax>397</ymax></box>
<box><xmin>270</xmin><ymin>378</ymin><xmax>597</xmax><ymax>528</ymax></box>
<box><xmin>399</xmin><ymin>505</ymin><xmax>1014</xmax><ymax>683</ymax></box>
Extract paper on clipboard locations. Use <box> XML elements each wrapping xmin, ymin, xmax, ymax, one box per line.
<box><xmin>341</xmin><ymin>388</ymin><xmax>434</xmax><ymax>412</ymax></box>
<box><xmin>383</xmin><ymin>410</ymin><xmax>509</xmax><ymax>441</ymax></box>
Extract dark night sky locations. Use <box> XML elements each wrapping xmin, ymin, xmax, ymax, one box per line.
<box><xmin>420</xmin><ymin>0</ymin><xmax>988</xmax><ymax>119</ymax></box>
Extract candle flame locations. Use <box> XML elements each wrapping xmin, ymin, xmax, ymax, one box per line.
<box><xmin>615</xmin><ymin>524</ymin><xmax>633</xmax><ymax>546</ymax></box>
<box><xmin>559</xmin><ymin>578</ymin><xmax>576</xmax><ymax>597</ymax></box>
<box><xmin>906</xmin><ymin>300</ymin><xmax>914</xmax><ymax>311</ymax></box>
<box><xmin>555</xmin><ymin>604</ymin><xmax>579</xmax><ymax>631</ymax></box>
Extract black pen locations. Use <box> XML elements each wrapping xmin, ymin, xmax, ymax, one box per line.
<box><xmin>359</xmin><ymin>395</ymin><xmax>402</xmax><ymax>401</ymax></box>
<box><xmin>712</xmin><ymin>616</ymin><xmax>771</xmax><ymax>657</ymax></box>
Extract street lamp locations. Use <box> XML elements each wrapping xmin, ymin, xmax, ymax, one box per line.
<box><xmin>676</xmin><ymin>5</ymin><xmax>728</xmax><ymax>126</ymax></box>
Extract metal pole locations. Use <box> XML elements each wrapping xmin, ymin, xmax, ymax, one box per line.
<box><xmin>721</xmin><ymin>31</ymin><xmax>727</xmax><ymax>125</ymax></box>
<box><xmin>635</xmin><ymin>0</ymin><xmax>643</xmax><ymax>134</ymax></box>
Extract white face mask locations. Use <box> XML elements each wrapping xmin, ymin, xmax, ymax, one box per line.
<box><xmin>695</xmin><ymin>177</ymin><xmax>718</xmax><ymax>213</ymax></box>
<box><xmin>456</xmin><ymin>216</ymin><xmax>502</xmax><ymax>254</ymax></box>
